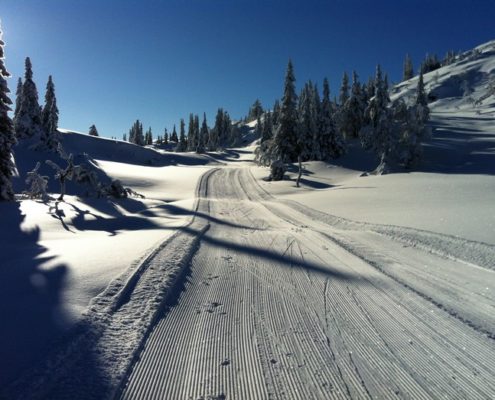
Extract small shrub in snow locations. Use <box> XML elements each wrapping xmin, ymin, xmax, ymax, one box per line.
<box><xmin>46</xmin><ymin>150</ymin><xmax>75</xmax><ymax>201</ymax></box>
<box><xmin>24</xmin><ymin>162</ymin><xmax>49</xmax><ymax>201</ymax></box>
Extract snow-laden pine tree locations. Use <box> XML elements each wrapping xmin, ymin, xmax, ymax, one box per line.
<box><xmin>396</xmin><ymin>71</ymin><xmax>431</xmax><ymax>168</ymax></box>
<box><xmin>176</xmin><ymin>118</ymin><xmax>187</xmax><ymax>152</ymax></box>
<box><xmin>360</xmin><ymin>64</ymin><xmax>394</xmax><ymax>174</ymax></box>
<box><xmin>197</xmin><ymin>113</ymin><xmax>208</xmax><ymax>153</ymax></box>
<box><xmin>221</xmin><ymin>110</ymin><xmax>231</xmax><ymax>144</ymax></box>
<box><xmin>145</xmin><ymin>127</ymin><xmax>153</xmax><ymax>145</ymax></box>
<box><xmin>187</xmin><ymin>114</ymin><xmax>197</xmax><ymax>151</ymax></box>
<box><xmin>341</xmin><ymin>71</ymin><xmax>365</xmax><ymax>139</ymax></box>
<box><xmin>272</xmin><ymin>99</ymin><xmax>281</xmax><ymax>127</ymax></box>
<box><xmin>297</xmin><ymin>81</ymin><xmax>319</xmax><ymax>161</ymax></box>
<box><xmin>273</xmin><ymin>60</ymin><xmax>298</xmax><ymax>163</ymax></box>
<box><xmin>89</xmin><ymin>124</ymin><xmax>99</xmax><ymax>136</ymax></box>
<box><xmin>41</xmin><ymin>75</ymin><xmax>59</xmax><ymax>150</ymax></box>
<box><xmin>129</xmin><ymin>120</ymin><xmax>144</xmax><ymax>145</ymax></box>
<box><xmin>14</xmin><ymin>57</ymin><xmax>42</xmax><ymax>141</ymax></box>
<box><xmin>0</xmin><ymin>24</ymin><xmax>16</xmax><ymax>200</ymax></box>
<box><xmin>320</xmin><ymin>78</ymin><xmax>345</xmax><ymax>159</ymax></box>
<box><xmin>14</xmin><ymin>77</ymin><xmax>22</xmax><ymax>121</ymax></box>
<box><xmin>403</xmin><ymin>54</ymin><xmax>414</xmax><ymax>81</ymax></box>
<box><xmin>170</xmin><ymin>124</ymin><xmax>178</xmax><ymax>142</ymax></box>
<box><xmin>208</xmin><ymin>109</ymin><xmax>223</xmax><ymax>151</ymax></box>
<box><xmin>339</xmin><ymin>72</ymin><xmax>350</xmax><ymax>106</ymax></box>
<box><xmin>248</xmin><ymin>99</ymin><xmax>264</xmax><ymax>121</ymax></box>
<box><xmin>261</xmin><ymin>111</ymin><xmax>273</xmax><ymax>143</ymax></box>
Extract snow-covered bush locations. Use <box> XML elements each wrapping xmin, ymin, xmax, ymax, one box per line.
<box><xmin>24</xmin><ymin>162</ymin><xmax>49</xmax><ymax>201</ymax></box>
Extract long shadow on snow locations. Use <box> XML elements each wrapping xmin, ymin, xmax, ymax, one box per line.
<box><xmin>0</xmin><ymin>202</ymin><xmax>109</xmax><ymax>399</ymax></box>
<box><xmin>48</xmin><ymin>199</ymin><xmax>260</xmax><ymax>236</ymax></box>
<box><xmin>171</xmin><ymin>225</ymin><xmax>359</xmax><ymax>282</ymax></box>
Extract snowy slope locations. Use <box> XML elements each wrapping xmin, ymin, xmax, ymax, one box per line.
<box><xmin>1</xmin><ymin>131</ymin><xmax>216</xmax><ymax>387</ymax></box>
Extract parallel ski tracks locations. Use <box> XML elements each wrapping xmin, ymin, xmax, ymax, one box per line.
<box><xmin>118</xmin><ymin>167</ymin><xmax>495</xmax><ymax>399</ymax></box>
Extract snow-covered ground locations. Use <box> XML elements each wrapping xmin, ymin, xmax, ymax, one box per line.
<box><xmin>2</xmin><ymin>41</ymin><xmax>495</xmax><ymax>399</ymax></box>
<box><xmin>0</xmin><ymin>136</ymin><xmax>212</xmax><ymax>387</ymax></box>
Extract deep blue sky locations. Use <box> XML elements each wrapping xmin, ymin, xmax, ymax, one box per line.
<box><xmin>2</xmin><ymin>0</ymin><xmax>494</xmax><ymax>138</ymax></box>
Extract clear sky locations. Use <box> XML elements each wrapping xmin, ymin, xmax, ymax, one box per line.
<box><xmin>2</xmin><ymin>0</ymin><xmax>494</xmax><ymax>138</ymax></box>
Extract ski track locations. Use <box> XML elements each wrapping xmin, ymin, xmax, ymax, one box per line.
<box><xmin>118</xmin><ymin>167</ymin><xmax>495</xmax><ymax>400</ymax></box>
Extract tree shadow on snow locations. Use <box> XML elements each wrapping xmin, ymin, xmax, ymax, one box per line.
<box><xmin>0</xmin><ymin>202</ymin><xmax>109</xmax><ymax>398</ymax></box>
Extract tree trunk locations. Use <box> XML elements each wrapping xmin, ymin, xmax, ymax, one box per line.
<box><xmin>296</xmin><ymin>155</ymin><xmax>302</xmax><ymax>187</ymax></box>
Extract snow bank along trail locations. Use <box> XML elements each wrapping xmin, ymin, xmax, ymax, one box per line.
<box><xmin>118</xmin><ymin>167</ymin><xmax>495</xmax><ymax>400</ymax></box>
<box><xmin>4</xmin><ymin>168</ymin><xmax>218</xmax><ymax>400</ymax></box>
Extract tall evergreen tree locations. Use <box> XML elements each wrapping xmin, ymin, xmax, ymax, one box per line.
<box><xmin>187</xmin><ymin>113</ymin><xmax>196</xmax><ymax>151</ymax></box>
<box><xmin>273</xmin><ymin>60</ymin><xmax>299</xmax><ymax>162</ymax></box>
<box><xmin>41</xmin><ymin>75</ymin><xmax>59</xmax><ymax>150</ymax></box>
<box><xmin>197</xmin><ymin>113</ymin><xmax>208</xmax><ymax>153</ymax></box>
<box><xmin>14</xmin><ymin>57</ymin><xmax>42</xmax><ymax>140</ymax></box>
<box><xmin>129</xmin><ymin>119</ymin><xmax>144</xmax><ymax>145</ymax></box>
<box><xmin>341</xmin><ymin>71</ymin><xmax>365</xmax><ymax>139</ymax></box>
<box><xmin>14</xmin><ymin>77</ymin><xmax>22</xmax><ymax>121</ymax></box>
<box><xmin>339</xmin><ymin>72</ymin><xmax>350</xmax><ymax>106</ymax></box>
<box><xmin>272</xmin><ymin>99</ymin><xmax>281</xmax><ymax>126</ymax></box>
<box><xmin>360</xmin><ymin>64</ymin><xmax>394</xmax><ymax>174</ymax></box>
<box><xmin>176</xmin><ymin>118</ymin><xmax>187</xmax><ymax>151</ymax></box>
<box><xmin>261</xmin><ymin>111</ymin><xmax>273</xmax><ymax>143</ymax></box>
<box><xmin>248</xmin><ymin>99</ymin><xmax>264</xmax><ymax>121</ymax></box>
<box><xmin>145</xmin><ymin>127</ymin><xmax>153</xmax><ymax>145</ymax></box>
<box><xmin>0</xmin><ymin>23</ymin><xmax>16</xmax><ymax>200</ymax></box>
<box><xmin>170</xmin><ymin>124</ymin><xmax>178</xmax><ymax>142</ymax></box>
<box><xmin>208</xmin><ymin>108</ymin><xmax>223</xmax><ymax>151</ymax></box>
<box><xmin>403</xmin><ymin>54</ymin><xmax>414</xmax><ymax>81</ymax></box>
<box><xmin>163</xmin><ymin>128</ymin><xmax>169</xmax><ymax>145</ymax></box>
<box><xmin>89</xmin><ymin>124</ymin><xmax>99</xmax><ymax>136</ymax></box>
<box><xmin>320</xmin><ymin>78</ymin><xmax>345</xmax><ymax>159</ymax></box>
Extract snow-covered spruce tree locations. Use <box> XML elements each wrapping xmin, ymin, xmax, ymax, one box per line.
<box><xmin>320</xmin><ymin>78</ymin><xmax>345</xmax><ymax>159</ymax></box>
<box><xmin>24</xmin><ymin>162</ymin><xmax>49</xmax><ymax>201</ymax></box>
<box><xmin>273</xmin><ymin>59</ymin><xmax>299</xmax><ymax>164</ymax></box>
<box><xmin>341</xmin><ymin>71</ymin><xmax>365</xmax><ymax>139</ymax></box>
<box><xmin>248</xmin><ymin>99</ymin><xmax>263</xmax><ymax>121</ymax></box>
<box><xmin>145</xmin><ymin>127</ymin><xmax>153</xmax><ymax>145</ymax></box>
<box><xmin>176</xmin><ymin>118</ymin><xmax>187</xmax><ymax>152</ymax></box>
<box><xmin>403</xmin><ymin>54</ymin><xmax>414</xmax><ymax>81</ymax></box>
<box><xmin>40</xmin><ymin>75</ymin><xmax>59</xmax><ymax>151</ymax></box>
<box><xmin>170</xmin><ymin>124</ymin><xmax>178</xmax><ymax>142</ymax></box>
<box><xmin>297</xmin><ymin>81</ymin><xmax>316</xmax><ymax>162</ymax></box>
<box><xmin>272</xmin><ymin>99</ymin><xmax>281</xmax><ymax>127</ymax></box>
<box><xmin>129</xmin><ymin>120</ymin><xmax>144</xmax><ymax>145</ymax></box>
<box><xmin>163</xmin><ymin>129</ymin><xmax>169</xmax><ymax>144</ymax></box>
<box><xmin>89</xmin><ymin>124</ymin><xmax>99</xmax><ymax>136</ymax></box>
<box><xmin>197</xmin><ymin>113</ymin><xmax>208</xmax><ymax>153</ymax></box>
<box><xmin>397</xmin><ymin>71</ymin><xmax>431</xmax><ymax>168</ymax></box>
<box><xmin>0</xmin><ymin>24</ymin><xmax>16</xmax><ymax>201</ymax></box>
<box><xmin>14</xmin><ymin>77</ymin><xmax>22</xmax><ymax>121</ymax></box>
<box><xmin>208</xmin><ymin>108</ymin><xmax>223</xmax><ymax>151</ymax></box>
<box><xmin>261</xmin><ymin>111</ymin><xmax>273</xmax><ymax>143</ymax></box>
<box><xmin>339</xmin><ymin>71</ymin><xmax>350</xmax><ymax>106</ymax></box>
<box><xmin>360</xmin><ymin>64</ymin><xmax>394</xmax><ymax>175</ymax></box>
<box><xmin>122</xmin><ymin>133</ymin><xmax>127</xmax><ymax>141</ymax></box>
<box><xmin>221</xmin><ymin>110</ymin><xmax>232</xmax><ymax>144</ymax></box>
<box><xmin>186</xmin><ymin>114</ymin><xmax>196</xmax><ymax>151</ymax></box>
<box><xmin>14</xmin><ymin>57</ymin><xmax>43</xmax><ymax>141</ymax></box>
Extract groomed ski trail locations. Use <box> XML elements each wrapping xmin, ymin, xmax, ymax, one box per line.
<box><xmin>118</xmin><ymin>167</ymin><xmax>495</xmax><ymax>400</ymax></box>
